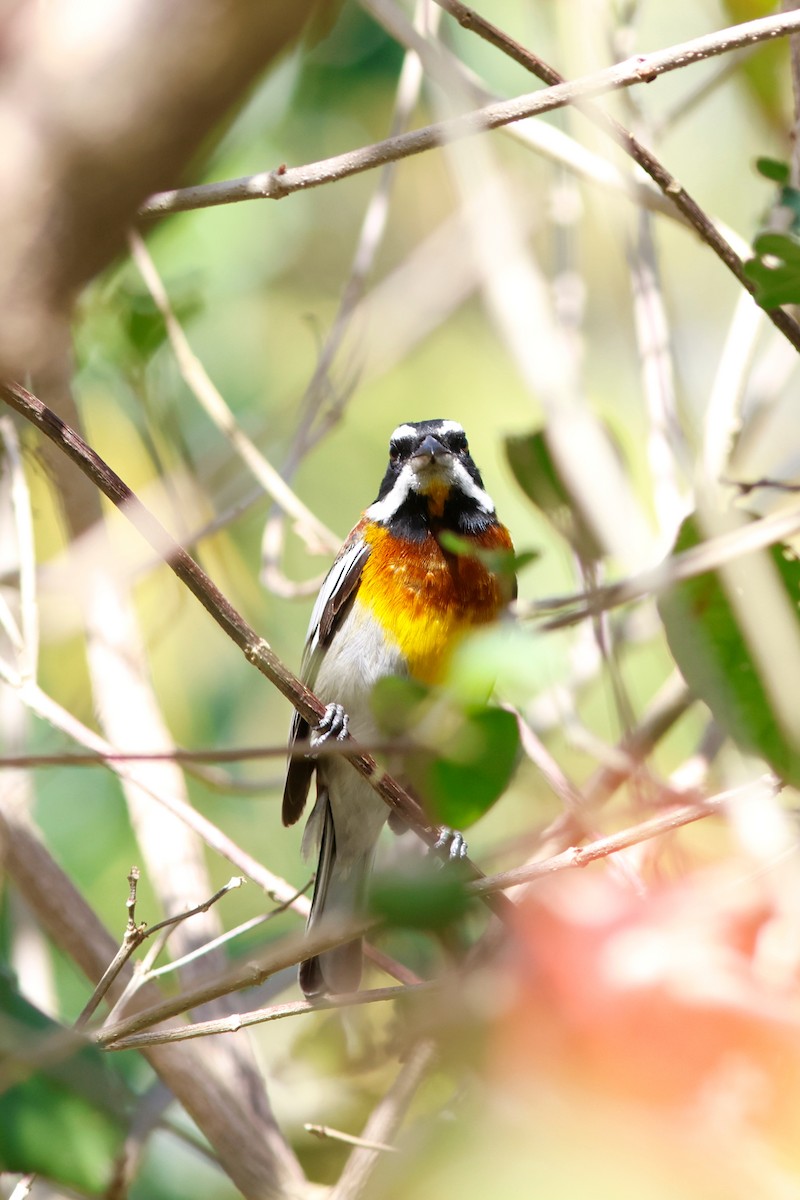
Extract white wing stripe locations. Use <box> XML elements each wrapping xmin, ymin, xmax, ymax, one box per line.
<box><xmin>305</xmin><ymin>535</ymin><xmax>367</xmax><ymax>654</ymax></box>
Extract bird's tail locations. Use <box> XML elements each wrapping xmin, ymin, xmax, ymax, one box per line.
<box><xmin>300</xmin><ymin>795</ymin><xmax>372</xmax><ymax>998</ymax></box>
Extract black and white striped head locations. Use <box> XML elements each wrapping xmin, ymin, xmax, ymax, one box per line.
<box><xmin>366</xmin><ymin>419</ymin><xmax>496</xmax><ymax>536</ymax></box>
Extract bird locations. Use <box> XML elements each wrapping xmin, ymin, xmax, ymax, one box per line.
<box><xmin>282</xmin><ymin>419</ymin><xmax>515</xmax><ymax>997</ymax></box>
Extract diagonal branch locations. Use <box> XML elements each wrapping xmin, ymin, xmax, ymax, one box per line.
<box><xmin>1</xmin><ymin>380</ymin><xmax>513</xmax><ymax>924</ymax></box>
<box><xmin>142</xmin><ymin>9</ymin><xmax>800</xmax><ymax>233</ymax></box>
<box><xmin>128</xmin><ymin>229</ymin><xmax>340</xmax><ymax>557</ymax></box>
<box><xmin>429</xmin><ymin>0</ymin><xmax>800</xmax><ymax>351</ymax></box>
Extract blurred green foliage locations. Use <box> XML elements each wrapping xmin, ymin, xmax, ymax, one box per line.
<box><xmin>659</xmin><ymin>514</ymin><xmax>800</xmax><ymax>787</ymax></box>
<box><xmin>0</xmin><ymin>972</ymin><xmax>129</xmax><ymax>1192</ymax></box>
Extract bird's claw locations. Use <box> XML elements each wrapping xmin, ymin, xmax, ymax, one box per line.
<box><xmin>311</xmin><ymin>702</ymin><xmax>349</xmax><ymax>748</ymax></box>
<box><xmin>433</xmin><ymin>826</ymin><xmax>468</xmax><ymax>863</ymax></box>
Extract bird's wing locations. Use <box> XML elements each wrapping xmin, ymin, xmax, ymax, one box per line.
<box><xmin>282</xmin><ymin>525</ymin><xmax>371</xmax><ymax>827</ymax></box>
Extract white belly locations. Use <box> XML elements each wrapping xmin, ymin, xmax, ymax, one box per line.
<box><xmin>307</xmin><ymin>602</ymin><xmax>407</xmax><ymax>867</ymax></box>
<box><xmin>313</xmin><ymin>601</ymin><xmax>406</xmax><ymax>743</ymax></box>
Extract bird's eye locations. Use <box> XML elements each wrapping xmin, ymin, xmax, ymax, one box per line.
<box><xmin>448</xmin><ymin>431</ymin><xmax>468</xmax><ymax>452</ymax></box>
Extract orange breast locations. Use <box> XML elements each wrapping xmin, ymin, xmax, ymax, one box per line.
<box><xmin>357</xmin><ymin>522</ymin><xmax>514</xmax><ymax>683</ymax></box>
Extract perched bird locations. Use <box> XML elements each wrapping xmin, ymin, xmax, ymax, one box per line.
<box><xmin>282</xmin><ymin>419</ymin><xmax>514</xmax><ymax>997</ymax></box>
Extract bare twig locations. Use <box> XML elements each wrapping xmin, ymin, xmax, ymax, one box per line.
<box><xmin>0</xmin><ymin>802</ymin><xmax>305</xmax><ymax>1200</ymax></box>
<box><xmin>305</xmin><ymin>1125</ymin><xmax>398</xmax><ymax>1154</ymax></box>
<box><xmin>128</xmin><ymin>229</ymin><xmax>340</xmax><ymax>557</ymax></box>
<box><xmin>103</xmin><ymin>983</ymin><xmax>431</xmax><ymax>1050</ymax></box>
<box><xmin>0</xmin><ymin>668</ymin><xmax>308</xmax><ymax>911</ymax></box>
<box><xmin>523</xmin><ymin>495</ymin><xmax>800</xmax><ymax>629</ymax></box>
<box><xmin>142</xmin><ymin>9</ymin><xmax>800</xmax><ymax>233</ymax></box>
<box><xmin>74</xmin><ymin>867</ymin><xmax>147</xmax><ymax>1029</ymax></box>
<box><xmin>428</xmin><ymin>0</ymin><xmax>800</xmax><ymax>351</ymax></box>
<box><xmin>0</xmin><ymin>734</ymin><xmax>412</xmax><ymax>770</ymax></box>
<box><xmin>95</xmin><ymin>912</ymin><xmax>378</xmax><ymax>1046</ymax></box>
<box><xmin>75</xmin><ymin>872</ymin><xmax>245</xmax><ymax>1030</ymax></box>
<box><xmin>469</xmin><ymin>791</ymin><xmax>747</xmax><ymax>897</ymax></box>
<box><xmin>329</xmin><ymin>1040</ymin><xmax>438</xmax><ymax>1200</ymax></box>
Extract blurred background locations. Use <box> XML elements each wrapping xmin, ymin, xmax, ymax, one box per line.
<box><xmin>3</xmin><ymin>0</ymin><xmax>800</xmax><ymax>1196</ymax></box>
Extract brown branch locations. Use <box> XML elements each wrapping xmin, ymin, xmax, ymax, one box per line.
<box><xmin>469</xmin><ymin>795</ymin><xmax>726</xmax><ymax>896</ymax></box>
<box><xmin>1</xmin><ymin>380</ymin><xmax>513</xmax><ymax>925</ymax></box>
<box><xmin>431</xmin><ymin>0</ymin><xmax>800</xmax><ymax>351</ymax></box>
<box><xmin>95</xmin><ymin>913</ymin><xmax>378</xmax><ymax>1047</ymax></box>
<box><xmin>330</xmin><ymin>1040</ymin><xmax>438</xmax><ymax>1200</ymax></box>
<box><xmin>142</xmin><ymin>8</ymin><xmax>800</xmax><ymax>253</ymax></box>
<box><xmin>102</xmin><ymin>984</ymin><xmax>432</xmax><ymax>1051</ymax></box>
<box><xmin>522</xmin><ymin>496</ymin><xmax>800</xmax><ymax>629</ymax></box>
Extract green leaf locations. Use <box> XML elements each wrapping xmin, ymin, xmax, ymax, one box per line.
<box><xmin>0</xmin><ymin>972</ymin><xmax>129</xmax><ymax>1193</ymax></box>
<box><xmin>419</xmin><ymin>707</ymin><xmax>520</xmax><ymax>829</ymax></box>
<box><xmin>744</xmin><ymin>231</ymin><xmax>800</xmax><ymax>308</ymax></box>
<box><xmin>777</xmin><ymin>184</ymin><xmax>800</xmax><ymax>230</ymax></box>
<box><xmin>370</xmin><ymin>680</ymin><xmax>519</xmax><ymax>827</ymax></box>
<box><xmin>117</xmin><ymin>275</ymin><xmax>204</xmax><ymax>365</ymax></box>
<box><xmin>437</xmin><ymin>531</ymin><xmax>538</xmax><ymax>578</ymax></box>
<box><xmin>505</xmin><ymin>429</ymin><xmax>603</xmax><ymax>560</ymax></box>
<box><xmin>446</xmin><ymin>623</ymin><xmax>568</xmax><ymax>709</ymax></box>
<box><xmin>658</xmin><ymin>515</ymin><xmax>800</xmax><ymax>786</ymax></box>
<box><xmin>755</xmin><ymin>157</ymin><xmax>790</xmax><ymax>184</ymax></box>
<box><xmin>369</xmin><ymin>866</ymin><xmax>470</xmax><ymax>931</ymax></box>
<box><xmin>370</xmin><ymin>675</ymin><xmax>430</xmax><ymax>736</ymax></box>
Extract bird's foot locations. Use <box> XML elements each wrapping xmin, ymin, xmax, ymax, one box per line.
<box><xmin>433</xmin><ymin>826</ymin><xmax>468</xmax><ymax>862</ymax></box>
<box><xmin>311</xmin><ymin>702</ymin><xmax>350</xmax><ymax>748</ymax></box>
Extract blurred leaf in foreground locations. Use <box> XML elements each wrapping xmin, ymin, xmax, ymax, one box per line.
<box><xmin>369</xmin><ymin>866</ymin><xmax>470</xmax><ymax>931</ymax></box>
<box><xmin>505</xmin><ymin>428</ymin><xmax>604</xmax><ymax>561</ymax></box>
<box><xmin>0</xmin><ymin>971</ymin><xmax>129</xmax><ymax>1193</ymax></box>
<box><xmin>371</xmin><ymin>677</ymin><xmax>520</xmax><ymax>829</ymax></box>
<box><xmin>658</xmin><ymin>514</ymin><xmax>800</xmax><ymax>786</ymax></box>
<box><xmin>745</xmin><ymin>231</ymin><xmax>800</xmax><ymax>308</ymax></box>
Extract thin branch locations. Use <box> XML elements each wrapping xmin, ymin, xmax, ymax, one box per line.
<box><xmin>0</xmin><ymin>416</ymin><xmax>38</xmax><ymax>681</ymax></box>
<box><xmin>0</xmin><ymin>799</ymin><xmax>305</xmax><ymax>1200</ymax></box>
<box><xmin>468</xmin><ymin>789</ymin><xmax>764</xmax><ymax>897</ymax></box>
<box><xmin>305</xmin><ymin>1126</ymin><xmax>398</xmax><ymax>1154</ymax></box>
<box><xmin>431</xmin><ymin>0</ymin><xmax>800</xmax><ymax>352</ymax></box>
<box><xmin>128</xmin><ymin>229</ymin><xmax>340</xmax><ymax>557</ymax></box>
<box><xmin>95</xmin><ymin>912</ymin><xmax>378</xmax><ymax>1046</ymax></box>
<box><xmin>0</xmin><ymin>734</ymin><xmax>413</xmax><ymax>770</ymax></box>
<box><xmin>141</xmin><ymin>9</ymin><xmax>800</xmax><ymax>242</ymax></box>
<box><xmin>75</xmin><ymin>872</ymin><xmax>245</xmax><ymax>1029</ymax></box>
<box><xmin>1</xmin><ymin>380</ymin><xmax>513</xmax><ymax>924</ymax></box>
<box><xmin>146</xmin><ymin>890</ymin><xmax>311</xmax><ymax>980</ymax></box>
<box><xmin>524</xmin><ymin>496</ymin><xmax>800</xmax><ymax>629</ymax></box>
<box><xmin>103</xmin><ymin>983</ymin><xmax>431</xmax><ymax>1051</ymax></box>
<box><xmin>0</xmin><ymin>667</ymin><xmax>308</xmax><ymax>911</ymax></box>
<box><xmin>330</xmin><ymin>1040</ymin><xmax>437</xmax><ymax>1200</ymax></box>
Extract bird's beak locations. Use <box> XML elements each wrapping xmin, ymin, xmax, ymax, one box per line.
<box><xmin>410</xmin><ymin>434</ymin><xmax>449</xmax><ymax>470</ymax></box>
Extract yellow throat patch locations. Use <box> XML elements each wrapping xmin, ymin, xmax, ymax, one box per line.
<box><xmin>356</xmin><ymin>521</ymin><xmax>513</xmax><ymax>684</ymax></box>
